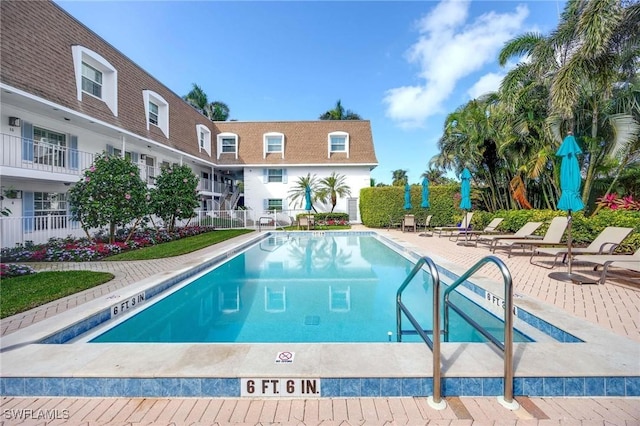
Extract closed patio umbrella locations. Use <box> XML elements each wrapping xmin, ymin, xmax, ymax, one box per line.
<box><xmin>458</xmin><ymin>168</ymin><xmax>472</xmax><ymax>244</ymax></box>
<box><xmin>304</xmin><ymin>186</ymin><xmax>312</xmax><ymax>230</ymax></box>
<box><xmin>421</xmin><ymin>178</ymin><xmax>430</xmax><ymax>208</ymax></box>
<box><xmin>549</xmin><ymin>134</ymin><xmax>595</xmax><ymax>284</ymax></box>
<box><xmin>404</xmin><ymin>183</ymin><xmax>412</xmax><ymax>210</ymax></box>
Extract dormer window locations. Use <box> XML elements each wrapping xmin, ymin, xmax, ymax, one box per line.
<box><xmin>217</xmin><ymin>132</ymin><xmax>238</xmax><ymax>159</ymax></box>
<box><xmin>143</xmin><ymin>90</ymin><xmax>169</xmax><ymax>137</ymax></box>
<box><xmin>263</xmin><ymin>132</ymin><xmax>284</xmax><ymax>159</ymax></box>
<box><xmin>72</xmin><ymin>45</ymin><xmax>118</xmax><ymax>116</ymax></box>
<box><xmin>328</xmin><ymin>131</ymin><xmax>349</xmax><ymax>158</ymax></box>
<box><xmin>196</xmin><ymin>124</ymin><xmax>211</xmax><ymax>156</ymax></box>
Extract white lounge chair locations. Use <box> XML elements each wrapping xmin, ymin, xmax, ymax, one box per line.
<box><xmin>574</xmin><ymin>247</ymin><xmax>640</xmax><ymax>284</ymax></box>
<box><xmin>433</xmin><ymin>212</ymin><xmax>474</xmax><ymax>237</ymax></box>
<box><xmin>531</xmin><ymin>226</ymin><xmax>634</xmax><ymax>269</ymax></box>
<box><xmin>419</xmin><ymin>215</ymin><xmax>433</xmax><ymax>236</ymax></box>
<box><xmin>492</xmin><ymin>216</ymin><xmax>568</xmax><ymax>258</ymax></box>
<box><xmin>476</xmin><ymin>221</ymin><xmax>543</xmax><ymax>249</ymax></box>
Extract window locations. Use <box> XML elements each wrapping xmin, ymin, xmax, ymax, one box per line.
<box><xmin>72</xmin><ymin>45</ymin><xmax>118</xmax><ymax>116</ymax></box>
<box><xmin>81</xmin><ymin>62</ymin><xmax>102</xmax><ymax>97</ymax></box>
<box><xmin>148</xmin><ymin>102</ymin><xmax>159</xmax><ymax>125</ymax></box>
<box><xmin>267</xmin><ymin>199</ymin><xmax>283</xmax><ymax>211</ymax></box>
<box><xmin>328</xmin><ymin>131</ymin><xmax>350</xmax><ymax>158</ymax></box>
<box><xmin>263</xmin><ymin>132</ymin><xmax>285</xmax><ymax>158</ymax></box>
<box><xmin>196</xmin><ymin>124</ymin><xmax>212</xmax><ymax>156</ymax></box>
<box><xmin>33</xmin><ymin>127</ymin><xmax>66</xmax><ymax>167</ymax></box>
<box><xmin>267</xmin><ymin>169</ymin><xmax>284</xmax><ymax>183</ymax></box>
<box><xmin>217</xmin><ymin>133</ymin><xmax>238</xmax><ymax>159</ymax></box>
<box><xmin>34</xmin><ymin>192</ymin><xmax>68</xmax><ymax>230</ymax></box>
<box><xmin>143</xmin><ymin>90</ymin><xmax>169</xmax><ymax>137</ymax></box>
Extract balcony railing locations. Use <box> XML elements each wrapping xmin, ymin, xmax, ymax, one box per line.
<box><xmin>1</xmin><ymin>133</ymin><xmax>96</xmax><ymax>176</ymax></box>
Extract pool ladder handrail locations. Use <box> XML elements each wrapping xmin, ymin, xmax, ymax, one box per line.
<box><xmin>395</xmin><ymin>256</ymin><xmax>443</xmax><ymax>407</ymax></box>
<box><xmin>396</xmin><ymin>255</ymin><xmax>517</xmax><ymax>410</ymax></box>
<box><xmin>257</xmin><ymin>216</ymin><xmax>288</xmax><ymax>234</ymax></box>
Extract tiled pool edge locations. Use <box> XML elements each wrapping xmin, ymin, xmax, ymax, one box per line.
<box><xmin>1</xmin><ymin>376</ymin><xmax>638</xmax><ymax>397</ymax></box>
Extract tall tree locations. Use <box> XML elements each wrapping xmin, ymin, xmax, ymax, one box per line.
<box><xmin>288</xmin><ymin>173</ymin><xmax>321</xmax><ymax>212</ymax></box>
<box><xmin>391</xmin><ymin>169</ymin><xmax>408</xmax><ymax>186</ymax></box>
<box><xmin>319</xmin><ymin>100</ymin><xmax>362</xmax><ymax>120</ymax></box>
<box><xmin>183</xmin><ymin>83</ymin><xmax>231</xmax><ymax>121</ymax></box>
<box><xmin>209</xmin><ymin>101</ymin><xmax>230</xmax><ymax>121</ymax></box>
<box><xmin>317</xmin><ymin>172</ymin><xmax>352</xmax><ymax>213</ymax></box>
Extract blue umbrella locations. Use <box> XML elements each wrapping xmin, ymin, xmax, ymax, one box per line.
<box><xmin>551</xmin><ymin>134</ymin><xmax>586</xmax><ymax>280</ymax></box>
<box><xmin>421</xmin><ymin>178</ymin><xmax>430</xmax><ymax>208</ymax></box>
<box><xmin>403</xmin><ymin>183</ymin><xmax>412</xmax><ymax>210</ymax></box>
<box><xmin>459</xmin><ymin>168</ymin><xmax>472</xmax><ymax>211</ymax></box>
<box><xmin>304</xmin><ymin>186</ymin><xmax>312</xmax><ymax>211</ymax></box>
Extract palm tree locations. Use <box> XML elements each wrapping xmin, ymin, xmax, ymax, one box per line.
<box><xmin>420</xmin><ymin>167</ymin><xmax>445</xmax><ymax>185</ymax></box>
<box><xmin>209</xmin><ymin>101</ymin><xmax>230</xmax><ymax>121</ymax></box>
<box><xmin>288</xmin><ymin>173</ymin><xmax>320</xmax><ymax>212</ymax></box>
<box><xmin>183</xmin><ymin>84</ymin><xmax>231</xmax><ymax>121</ymax></box>
<box><xmin>317</xmin><ymin>172</ymin><xmax>352</xmax><ymax>213</ymax></box>
<box><xmin>319</xmin><ymin>100</ymin><xmax>362</xmax><ymax>120</ymax></box>
<box><xmin>391</xmin><ymin>169</ymin><xmax>408</xmax><ymax>186</ymax></box>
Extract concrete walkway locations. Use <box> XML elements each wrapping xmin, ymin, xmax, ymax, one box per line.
<box><xmin>1</xmin><ymin>227</ymin><xmax>639</xmax><ymax>424</ymax></box>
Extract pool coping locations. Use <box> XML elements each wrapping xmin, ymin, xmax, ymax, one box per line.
<box><xmin>1</xmin><ymin>230</ymin><xmax>639</xmax><ymax>398</ymax></box>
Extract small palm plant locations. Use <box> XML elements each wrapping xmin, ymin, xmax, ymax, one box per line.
<box><xmin>288</xmin><ymin>173</ymin><xmax>320</xmax><ymax>212</ymax></box>
<box><xmin>317</xmin><ymin>172</ymin><xmax>352</xmax><ymax>213</ymax></box>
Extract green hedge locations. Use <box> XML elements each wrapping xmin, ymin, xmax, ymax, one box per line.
<box><xmin>359</xmin><ymin>186</ymin><xmax>640</xmax><ymax>252</ymax></box>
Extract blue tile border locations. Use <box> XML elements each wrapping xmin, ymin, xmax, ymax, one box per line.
<box><xmin>1</xmin><ymin>376</ymin><xmax>638</xmax><ymax>397</ymax></box>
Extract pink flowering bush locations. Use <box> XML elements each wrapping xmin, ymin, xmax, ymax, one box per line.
<box><xmin>596</xmin><ymin>194</ymin><xmax>640</xmax><ymax>211</ymax></box>
<box><xmin>0</xmin><ymin>226</ymin><xmax>215</xmax><ymax>262</ymax></box>
<box><xmin>0</xmin><ymin>263</ymin><xmax>36</xmax><ymax>278</ymax></box>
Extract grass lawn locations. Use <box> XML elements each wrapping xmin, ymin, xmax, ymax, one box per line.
<box><xmin>1</xmin><ymin>271</ymin><xmax>114</xmax><ymax>318</ymax></box>
<box><xmin>104</xmin><ymin>229</ymin><xmax>254</xmax><ymax>260</ymax></box>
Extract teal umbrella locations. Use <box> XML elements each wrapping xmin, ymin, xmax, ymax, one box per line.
<box><xmin>403</xmin><ymin>183</ymin><xmax>412</xmax><ymax>210</ymax></box>
<box><xmin>459</xmin><ymin>168</ymin><xmax>472</xmax><ymax>211</ymax></box>
<box><xmin>421</xmin><ymin>178</ymin><xmax>430</xmax><ymax>208</ymax></box>
<box><xmin>549</xmin><ymin>134</ymin><xmax>592</xmax><ymax>283</ymax></box>
<box><xmin>304</xmin><ymin>186</ymin><xmax>312</xmax><ymax>211</ymax></box>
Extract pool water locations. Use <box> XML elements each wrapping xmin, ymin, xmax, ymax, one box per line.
<box><xmin>90</xmin><ymin>234</ymin><xmax>531</xmax><ymax>343</ymax></box>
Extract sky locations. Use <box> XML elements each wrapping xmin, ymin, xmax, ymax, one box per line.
<box><xmin>56</xmin><ymin>0</ymin><xmax>565</xmax><ymax>185</ymax></box>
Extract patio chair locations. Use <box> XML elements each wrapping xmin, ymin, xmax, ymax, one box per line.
<box><xmin>402</xmin><ymin>214</ymin><xmax>416</xmax><ymax>232</ymax></box>
<box><xmin>531</xmin><ymin>226</ymin><xmax>634</xmax><ymax>269</ymax></box>
<box><xmin>476</xmin><ymin>221</ymin><xmax>543</xmax><ymax>249</ymax></box>
<box><xmin>433</xmin><ymin>212</ymin><xmax>474</xmax><ymax>237</ymax></box>
<box><xmin>574</xmin><ymin>247</ymin><xmax>640</xmax><ymax>284</ymax></box>
<box><xmin>388</xmin><ymin>214</ymin><xmax>402</xmax><ymax>231</ymax></box>
<box><xmin>492</xmin><ymin>216</ymin><xmax>568</xmax><ymax>258</ymax></box>
<box><xmin>419</xmin><ymin>215</ymin><xmax>433</xmax><ymax>236</ymax></box>
<box><xmin>298</xmin><ymin>215</ymin><xmax>315</xmax><ymax>230</ymax></box>
<box><xmin>449</xmin><ymin>217</ymin><xmax>504</xmax><ymax>243</ymax></box>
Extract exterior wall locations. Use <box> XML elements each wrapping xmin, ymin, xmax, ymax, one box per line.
<box><xmin>244</xmin><ymin>165</ymin><xmax>371</xmax><ymax>222</ymax></box>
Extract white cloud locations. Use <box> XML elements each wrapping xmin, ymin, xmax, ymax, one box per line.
<box><xmin>384</xmin><ymin>0</ymin><xmax>529</xmax><ymax>128</ymax></box>
<box><xmin>467</xmin><ymin>72</ymin><xmax>504</xmax><ymax>99</ymax></box>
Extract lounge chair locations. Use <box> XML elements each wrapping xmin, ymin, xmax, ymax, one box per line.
<box><xmin>450</xmin><ymin>217</ymin><xmax>504</xmax><ymax>242</ymax></box>
<box><xmin>402</xmin><ymin>214</ymin><xmax>416</xmax><ymax>232</ymax></box>
<box><xmin>531</xmin><ymin>226</ymin><xmax>634</xmax><ymax>269</ymax></box>
<box><xmin>419</xmin><ymin>215</ymin><xmax>433</xmax><ymax>236</ymax></box>
<box><xmin>433</xmin><ymin>212</ymin><xmax>474</xmax><ymax>237</ymax></box>
<box><xmin>298</xmin><ymin>215</ymin><xmax>315</xmax><ymax>230</ymax></box>
<box><xmin>476</xmin><ymin>221</ymin><xmax>543</xmax><ymax>249</ymax></box>
<box><xmin>574</xmin><ymin>247</ymin><xmax>640</xmax><ymax>284</ymax></box>
<box><xmin>492</xmin><ymin>216</ymin><xmax>568</xmax><ymax>257</ymax></box>
<box><xmin>388</xmin><ymin>215</ymin><xmax>402</xmax><ymax>231</ymax></box>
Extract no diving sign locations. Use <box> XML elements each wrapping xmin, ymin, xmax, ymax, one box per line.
<box><xmin>275</xmin><ymin>351</ymin><xmax>295</xmax><ymax>363</ymax></box>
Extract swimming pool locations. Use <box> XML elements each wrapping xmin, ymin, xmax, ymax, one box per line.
<box><xmin>85</xmin><ymin>234</ymin><xmax>532</xmax><ymax>344</ymax></box>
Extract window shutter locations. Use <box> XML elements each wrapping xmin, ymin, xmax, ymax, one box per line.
<box><xmin>263</xmin><ymin>199</ymin><xmax>268</xmax><ymax>210</ymax></box>
<box><xmin>106</xmin><ymin>144</ymin><xmax>114</xmax><ymax>156</ymax></box>
<box><xmin>21</xmin><ymin>121</ymin><xmax>34</xmax><ymax>161</ymax></box>
<box><xmin>70</xmin><ymin>135</ymin><xmax>79</xmax><ymax>170</ymax></box>
<box><xmin>263</xmin><ymin>169</ymin><xmax>268</xmax><ymax>183</ymax></box>
<box><xmin>22</xmin><ymin>191</ymin><xmax>34</xmax><ymax>232</ymax></box>
<box><xmin>282</xmin><ymin>169</ymin><xmax>288</xmax><ymax>183</ymax></box>
<box><xmin>131</xmin><ymin>152</ymin><xmax>139</xmax><ymax>163</ymax></box>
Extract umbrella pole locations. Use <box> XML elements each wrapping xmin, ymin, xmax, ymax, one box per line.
<box><xmin>567</xmin><ymin>210</ymin><xmax>573</xmax><ymax>274</ymax></box>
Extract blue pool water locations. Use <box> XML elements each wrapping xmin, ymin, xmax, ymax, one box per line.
<box><xmin>90</xmin><ymin>234</ymin><xmax>531</xmax><ymax>343</ymax></box>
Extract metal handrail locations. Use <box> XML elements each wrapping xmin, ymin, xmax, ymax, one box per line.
<box><xmin>442</xmin><ymin>255</ymin><xmax>515</xmax><ymax>406</ymax></box>
<box><xmin>396</xmin><ymin>256</ymin><xmax>443</xmax><ymax>406</ymax></box>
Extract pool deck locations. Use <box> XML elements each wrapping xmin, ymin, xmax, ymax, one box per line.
<box><xmin>1</xmin><ymin>226</ymin><xmax>639</xmax><ymax>424</ymax></box>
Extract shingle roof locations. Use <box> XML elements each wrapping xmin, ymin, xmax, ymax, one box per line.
<box><xmin>214</xmin><ymin>120</ymin><xmax>377</xmax><ymax>166</ymax></box>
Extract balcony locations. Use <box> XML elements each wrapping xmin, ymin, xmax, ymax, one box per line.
<box><xmin>1</xmin><ymin>133</ymin><xmax>95</xmax><ymax>177</ymax></box>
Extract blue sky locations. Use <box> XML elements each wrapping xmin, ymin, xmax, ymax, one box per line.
<box><xmin>56</xmin><ymin>0</ymin><xmax>565</xmax><ymax>184</ymax></box>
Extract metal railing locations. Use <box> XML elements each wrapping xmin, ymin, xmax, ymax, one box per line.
<box><xmin>442</xmin><ymin>255</ymin><xmax>516</xmax><ymax>407</ymax></box>
<box><xmin>396</xmin><ymin>256</ymin><xmax>443</xmax><ymax>406</ymax></box>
